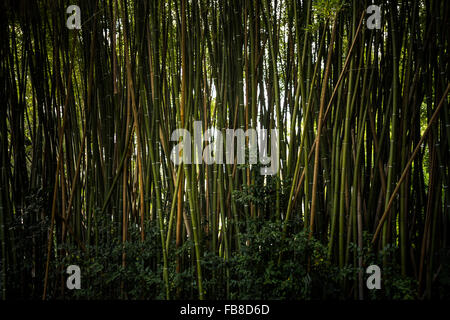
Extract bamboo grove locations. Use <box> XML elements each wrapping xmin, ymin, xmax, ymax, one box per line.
<box><xmin>1</xmin><ymin>0</ymin><xmax>449</xmax><ymax>300</ymax></box>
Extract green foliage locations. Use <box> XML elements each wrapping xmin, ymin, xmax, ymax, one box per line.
<box><xmin>47</xmin><ymin>218</ymin><xmax>345</xmax><ymax>300</ymax></box>
<box><xmin>4</xmin><ymin>212</ymin><xmax>436</xmax><ymax>300</ymax></box>
<box><xmin>349</xmin><ymin>237</ymin><xmax>418</xmax><ymax>300</ymax></box>
<box><xmin>227</xmin><ymin>219</ymin><xmax>342</xmax><ymax>299</ymax></box>
<box><xmin>312</xmin><ymin>0</ymin><xmax>345</xmax><ymax>20</ymax></box>
<box><xmin>305</xmin><ymin>0</ymin><xmax>346</xmax><ymax>32</ymax></box>
<box><xmin>232</xmin><ymin>166</ymin><xmax>291</xmax><ymax>219</ymax></box>
<box><xmin>50</xmin><ymin>220</ymin><xmax>166</xmax><ymax>300</ymax></box>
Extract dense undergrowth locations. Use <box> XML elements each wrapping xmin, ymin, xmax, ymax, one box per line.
<box><xmin>4</xmin><ymin>207</ymin><xmax>436</xmax><ymax>300</ymax></box>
